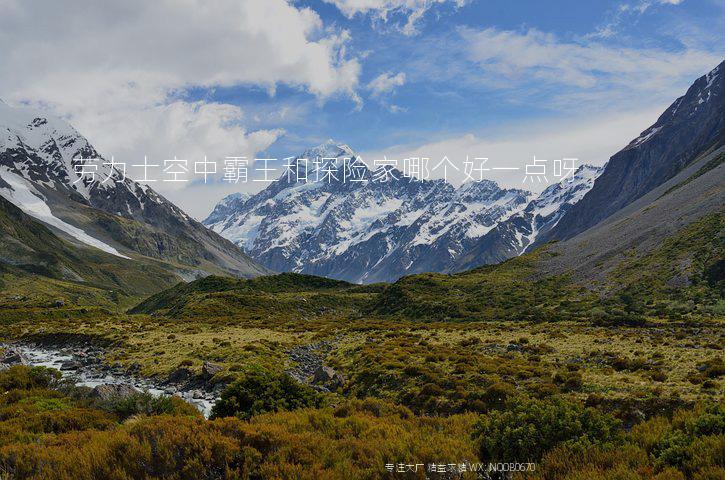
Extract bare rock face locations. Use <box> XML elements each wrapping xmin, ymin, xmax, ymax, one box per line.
<box><xmin>541</xmin><ymin>60</ymin><xmax>724</xmax><ymax>244</ymax></box>
<box><xmin>90</xmin><ymin>383</ymin><xmax>139</xmax><ymax>401</ymax></box>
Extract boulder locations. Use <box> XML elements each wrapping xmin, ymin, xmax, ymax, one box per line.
<box><xmin>201</xmin><ymin>361</ymin><xmax>222</xmax><ymax>379</ymax></box>
<box><xmin>90</xmin><ymin>383</ymin><xmax>139</xmax><ymax>401</ymax></box>
<box><xmin>60</xmin><ymin>360</ymin><xmax>82</xmax><ymax>371</ymax></box>
<box><xmin>312</xmin><ymin>366</ymin><xmax>344</xmax><ymax>390</ymax></box>
<box><xmin>312</xmin><ymin>366</ymin><xmax>335</xmax><ymax>384</ymax></box>
<box><xmin>1</xmin><ymin>348</ymin><xmax>28</xmax><ymax>366</ymax></box>
<box><xmin>168</xmin><ymin>366</ymin><xmax>192</xmax><ymax>384</ymax></box>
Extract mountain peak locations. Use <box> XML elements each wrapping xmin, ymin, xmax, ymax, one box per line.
<box><xmin>542</xmin><ymin>60</ymin><xmax>724</xmax><ymax>243</ymax></box>
<box><xmin>220</xmin><ymin>192</ymin><xmax>250</xmax><ymax>205</ymax></box>
<box><xmin>0</xmin><ymin>102</ymin><xmax>269</xmax><ymax>278</ymax></box>
<box><xmin>205</xmin><ymin>139</ymin><xmax>597</xmax><ymax>283</ymax></box>
<box><xmin>456</xmin><ymin>178</ymin><xmax>509</xmax><ymax>199</ymax></box>
<box><xmin>299</xmin><ymin>140</ymin><xmax>354</xmax><ymax>160</ymax></box>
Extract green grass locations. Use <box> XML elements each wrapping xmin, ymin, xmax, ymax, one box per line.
<box><xmin>608</xmin><ymin>211</ymin><xmax>724</xmax><ymax>316</ymax></box>
<box><xmin>129</xmin><ymin>272</ymin><xmax>374</xmax><ymax>319</ymax></box>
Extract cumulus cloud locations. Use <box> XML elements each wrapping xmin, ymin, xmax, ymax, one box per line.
<box><xmin>0</xmin><ymin>0</ymin><xmax>361</xmax><ymax>102</ymax></box>
<box><xmin>362</xmin><ymin>107</ymin><xmax>668</xmax><ymax>192</ymax></box>
<box><xmin>0</xmin><ymin>0</ymin><xmax>363</xmax><ymax>217</ymax></box>
<box><xmin>325</xmin><ymin>0</ymin><xmax>467</xmax><ymax>35</ymax></box>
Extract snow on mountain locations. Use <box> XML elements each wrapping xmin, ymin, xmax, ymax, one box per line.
<box><xmin>205</xmin><ymin>140</ymin><xmax>601</xmax><ymax>283</ymax></box>
<box><xmin>450</xmin><ymin>164</ymin><xmax>603</xmax><ymax>272</ymax></box>
<box><xmin>0</xmin><ymin>100</ymin><xmax>162</xmax><ymax>218</ymax></box>
<box><xmin>0</xmin><ymin>100</ymin><xmax>267</xmax><ymax>277</ymax></box>
<box><xmin>0</xmin><ymin>166</ymin><xmax>129</xmax><ymax>258</ymax></box>
<box><xmin>204</xmin><ymin>192</ymin><xmax>251</xmax><ymax>226</ymax></box>
<box><xmin>518</xmin><ymin>164</ymin><xmax>603</xmax><ymax>251</ymax></box>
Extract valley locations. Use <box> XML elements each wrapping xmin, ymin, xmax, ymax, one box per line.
<box><xmin>0</xmin><ymin>53</ymin><xmax>721</xmax><ymax>480</ymax></box>
<box><xmin>0</xmin><ymin>260</ymin><xmax>722</xmax><ymax>478</ymax></box>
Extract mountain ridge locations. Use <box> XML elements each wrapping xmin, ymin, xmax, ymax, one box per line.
<box><xmin>204</xmin><ymin>141</ymin><xmax>600</xmax><ymax>283</ymax></box>
<box><xmin>0</xmin><ymin>101</ymin><xmax>269</xmax><ymax>286</ymax></box>
<box><xmin>539</xmin><ymin>59</ymin><xmax>724</xmax><ymax>245</ymax></box>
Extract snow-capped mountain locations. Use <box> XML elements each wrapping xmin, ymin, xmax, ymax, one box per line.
<box><xmin>204</xmin><ymin>192</ymin><xmax>251</xmax><ymax>226</ymax></box>
<box><xmin>0</xmin><ymin>100</ymin><xmax>194</xmax><ymax>227</ymax></box>
<box><xmin>451</xmin><ymin>164</ymin><xmax>603</xmax><ymax>272</ymax></box>
<box><xmin>204</xmin><ymin>140</ymin><xmax>601</xmax><ymax>283</ymax></box>
<box><xmin>0</xmin><ymin>100</ymin><xmax>267</xmax><ymax>278</ymax></box>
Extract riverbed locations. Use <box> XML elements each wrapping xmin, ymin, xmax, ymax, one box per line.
<box><xmin>6</xmin><ymin>344</ymin><xmax>217</xmax><ymax>417</ymax></box>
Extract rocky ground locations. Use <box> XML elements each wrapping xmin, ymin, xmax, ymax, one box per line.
<box><xmin>286</xmin><ymin>337</ymin><xmax>345</xmax><ymax>392</ymax></box>
<box><xmin>0</xmin><ymin>340</ymin><xmax>222</xmax><ymax>416</ymax></box>
<box><xmin>1</xmin><ymin>333</ymin><xmax>349</xmax><ymax>415</ymax></box>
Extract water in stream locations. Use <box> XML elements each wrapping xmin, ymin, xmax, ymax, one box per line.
<box><xmin>11</xmin><ymin>345</ymin><xmax>216</xmax><ymax>418</ymax></box>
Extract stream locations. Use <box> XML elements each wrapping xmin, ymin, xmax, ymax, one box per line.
<box><xmin>5</xmin><ymin>344</ymin><xmax>217</xmax><ymax>418</ymax></box>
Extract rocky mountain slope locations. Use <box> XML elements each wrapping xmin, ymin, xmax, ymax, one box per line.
<box><xmin>0</xmin><ymin>194</ymin><xmax>183</xmax><ymax>305</ymax></box>
<box><xmin>526</xmin><ymin>61</ymin><xmax>724</xmax><ymax>298</ymax></box>
<box><xmin>205</xmin><ymin>142</ymin><xmax>599</xmax><ymax>283</ymax></box>
<box><xmin>0</xmin><ymin>100</ymin><xmax>268</xmax><ymax>282</ymax></box>
<box><xmin>539</xmin><ymin>145</ymin><xmax>723</xmax><ymax>288</ymax></box>
<box><xmin>539</xmin><ymin>59</ymin><xmax>724</xmax><ymax>244</ymax></box>
<box><xmin>451</xmin><ymin>164</ymin><xmax>602</xmax><ymax>272</ymax></box>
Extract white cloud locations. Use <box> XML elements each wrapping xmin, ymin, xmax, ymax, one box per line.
<box><xmin>0</xmin><ymin>0</ymin><xmax>360</xmax><ymax>103</ymax></box>
<box><xmin>462</xmin><ymin>27</ymin><xmax>721</xmax><ymax>105</ymax></box>
<box><xmin>362</xmin><ymin>106</ymin><xmax>671</xmax><ymax>192</ymax></box>
<box><xmin>101</xmin><ymin>100</ymin><xmax>283</xmax><ymax>183</ymax></box>
<box><xmin>367</xmin><ymin>72</ymin><xmax>407</xmax><ymax>97</ymax></box>
<box><xmin>0</xmin><ymin>0</ymin><xmax>362</xmax><ymax>217</ymax></box>
<box><xmin>325</xmin><ymin>0</ymin><xmax>467</xmax><ymax>35</ymax></box>
<box><xmin>590</xmin><ymin>0</ymin><xmax>686</xmax><ymax>38</ymax></box>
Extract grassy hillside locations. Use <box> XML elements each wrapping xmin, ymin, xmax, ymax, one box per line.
<box><xmin>0</xmin><ymin>196</ymin><xmax>200</xmax><ymax>310</ymax></box>
<box><xmin>130</xmin><ymin>211</ymin><xmax>723</xmax><ymax>324</ymax></box>
<box><xmin>608</xmin><ymin>211</ymin><xmax>723</xmax><ymax>314</ymax></box>
<box><xmin>370</xmin><ymin>211</ymin><xmax>724</xmax><ymax>322</ymax></box>
<box><xmin>129</xmin><ymin>272</ymin><xmax>375</xmax><ymax>319</ymax></box>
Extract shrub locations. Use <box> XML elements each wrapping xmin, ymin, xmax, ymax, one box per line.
<box><xmin>476</xmin><ymin>382</ymin><xmax>519</xmax><ymax>411</ymax></box>
<box><xmin>0</xmin><ymin>400</ymin><xmax>476</xmax><ymax>480</ymax></box>
<box><xmin>652</xmin><ymin>404</ymin><xmax>725</xmax><ymax>475</ymax></box>
<box><xmin>210</xmin><ymin>371</ymin><xmax>321</xmax><ymax>420</ymax></box>
<box><xmin>99</xmin><ymin>392</ymin><xmax>201</xmax><ymax>421</ymax></box>
<box><xmin>553</xmin><ymin>370</ymin><xmax>583</xmax><ymax>392</ymax></box>
<box><xmin>472</xmin><ymin>398</ymin><xmax>622</xmax><ymax>463</ymax></box>
<box><xmin>0</xmin><ymin>366</ymin><xmax>61</xmax><ymax>391</ymax></box>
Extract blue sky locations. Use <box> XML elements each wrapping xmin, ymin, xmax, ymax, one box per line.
<box><xmin>195</xmin><ymin>0</ymin><xmax>724</xmax><ymax>158</ymax></box>
<box><xmin>1</xmin><ymin>0</ymin><xmax>723</xmax><ymax>217</ymax></box>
